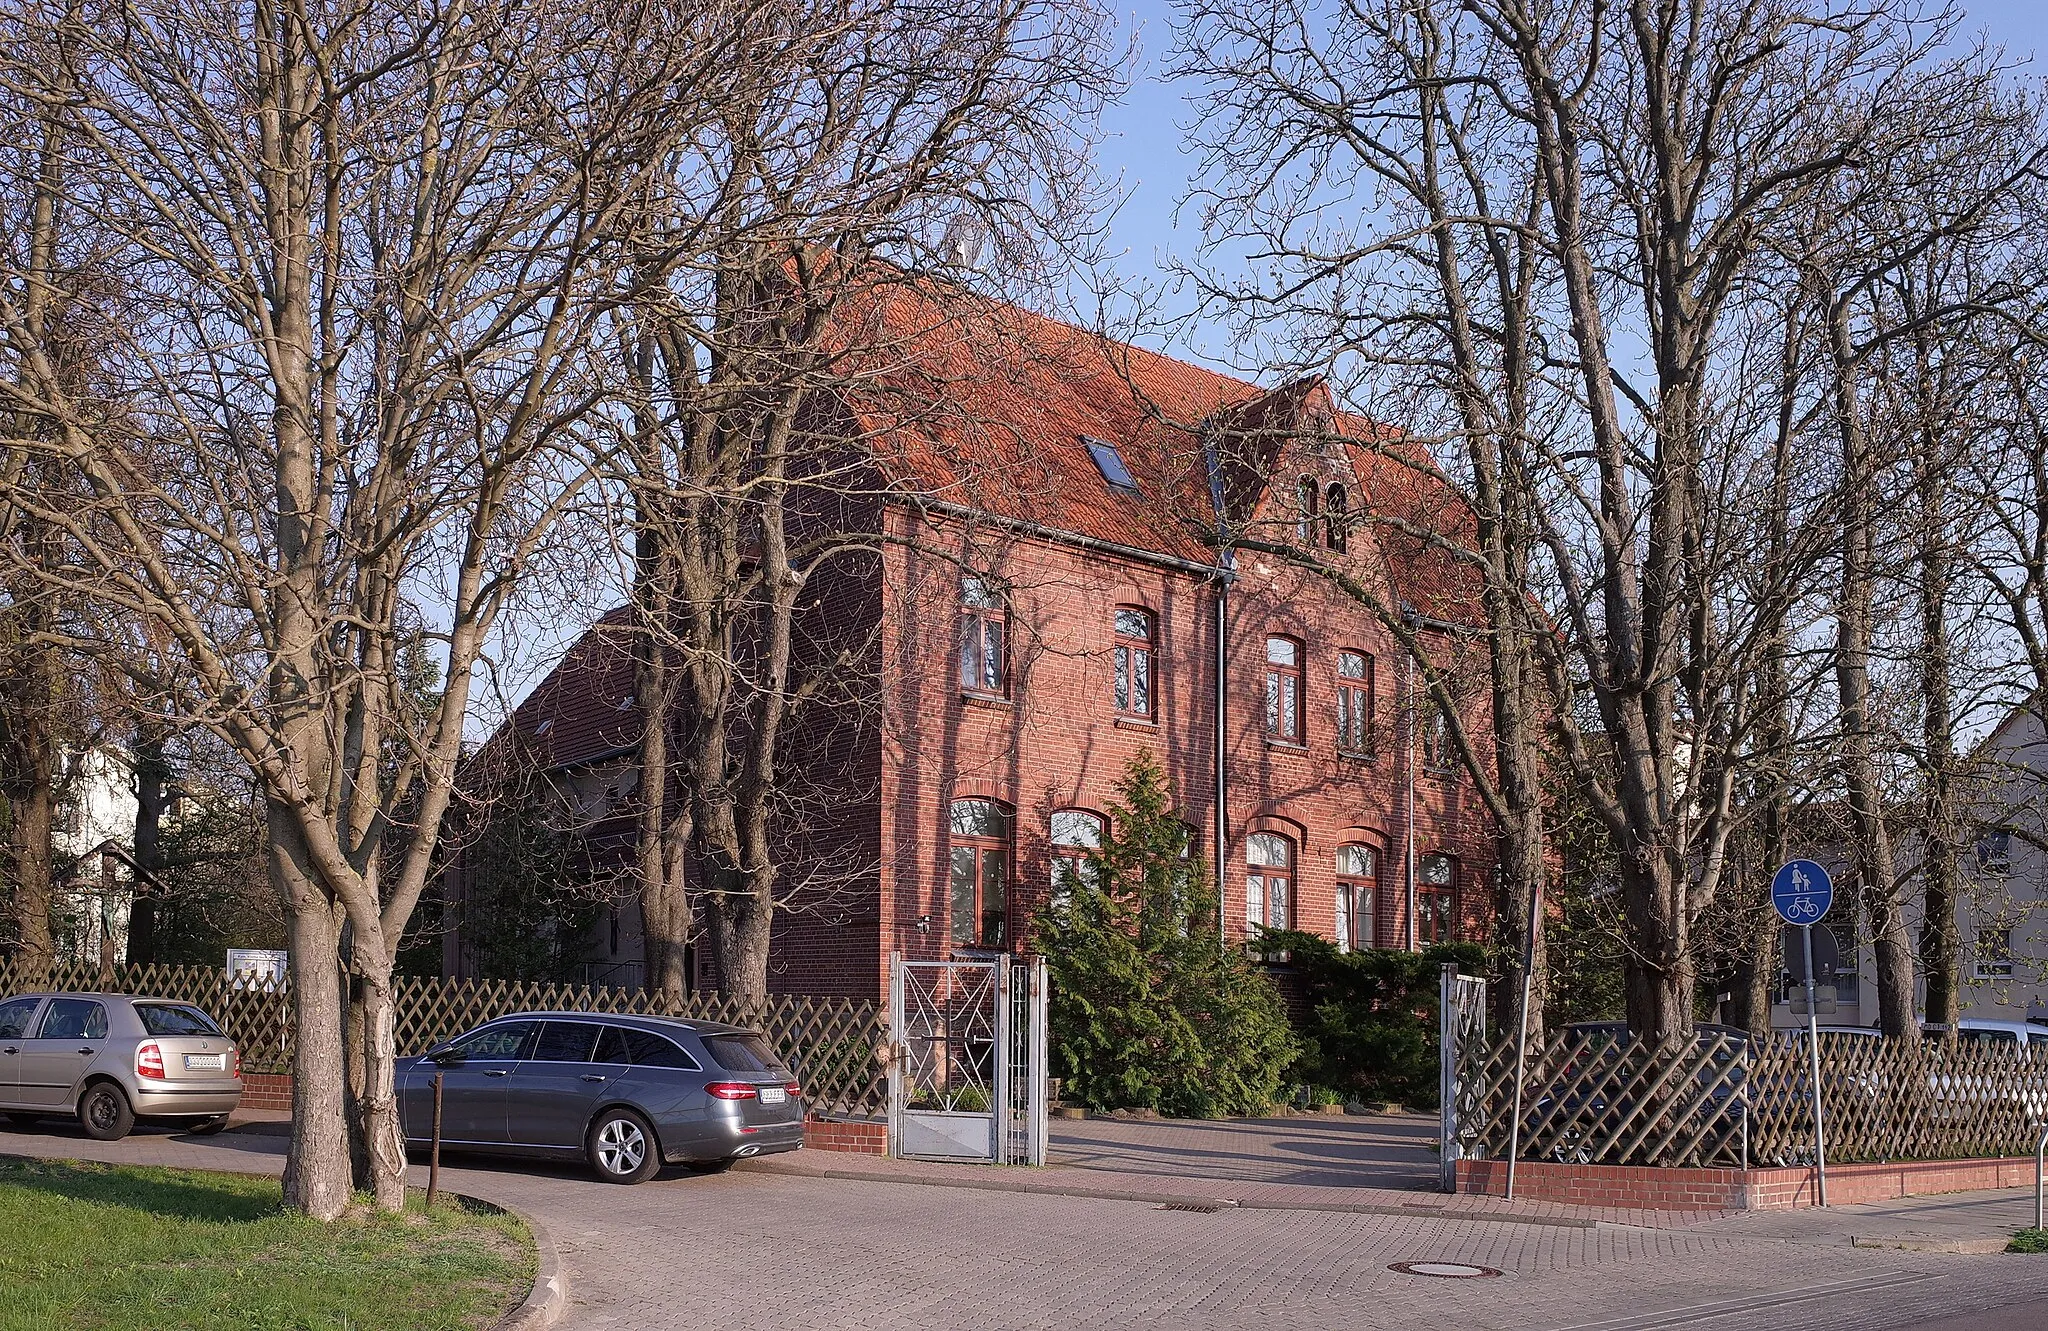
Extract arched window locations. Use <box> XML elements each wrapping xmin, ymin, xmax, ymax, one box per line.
<box><xmin>1264</xmin><ymin>636</ymin><xmax>1303</xmax><ymax>742</ymax></box>
<box><xmin>1336</xmin><ymin>650</ymin><xmax>1373</xmax><ymax>756</ymax></box>
<box><xmin>1335</xmin><ymin>844</ymin><xmax>1377</xmax><ymax>952</ymax></box>
<box><xmin>949</xmin><ymin>799</ymin><xmax>1013</xmax><ymax>947</ymax></box>
<box><xmin>1418</xmin><ymin>853</ymin><xmax>1457</xmax><ymax>944</ymax></box>
<box><xmin>959</xmin><ymin>575</ymin><xmax>1007</xmax><ymax>696</ymax></box>
<box><xmin>1325</xmin><ymin>483</ymin><xmax>1348</xmax><ymax>552</ymax></box>
<box><xmin>1295</xmin><ymin>476</ymin><xmax>1318</xmax><ymax>544</ymax></box>
<box><xmin>1246</xmin><ymin>831</ymin><xmax>1293</xmax><ymax>929</ymax></box>
<box><xmin>1050</xmin><ymin>808</ymin><xmax>1105</xmax><ymax>900</ymax></box>
<box><xmin>1112</xmin><ymin>607</ymin><xmax>1153</xmax><ymax>718</ymax></box>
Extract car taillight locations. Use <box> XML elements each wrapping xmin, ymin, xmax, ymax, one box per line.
<box><xmin>705</xmin><ymin>1082</ymin><xmax>758</xmax><ymax>1100</ymax></box>
<box><xmin>137</xmin><ymin>1041</ymin><xmax>166</xmax><ymax>1080</ymax></box>
<box><xmin>785</xmin><ymin>1081</ymin><xmax>802</xmax><ymax>1097</ymax></box>
<box><xmin>230</xmin><ymin>1048</ymin><xmax>242</xmax><ymax>1079</ymax></box>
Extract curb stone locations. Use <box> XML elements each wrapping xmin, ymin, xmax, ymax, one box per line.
<box><xmin>732</xmin><ymin>1158</ymin><xmax>1599</xmax><ymax>1229</ymax></box>
<box><xmin>1850</xmin><ymin>1234</ymin><xmax>2013</xmax><ymax>1255</ymax></box>
<box><xmin>498</xmin><ymin>1206</ymin><xmax>568</xmax><ymax>1331</ymax></box>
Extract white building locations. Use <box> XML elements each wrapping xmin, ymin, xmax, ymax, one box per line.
<box><xmin>1770</xmin><ymin>700</ymin><xmax>2048</xmax><ymax>1029</ymax></box>
<box><xmin>51</xmin><ymin>746</ymin><xmax>139</xmax><ymax>967</ymax></box>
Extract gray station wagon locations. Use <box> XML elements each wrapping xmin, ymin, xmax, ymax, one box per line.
<box><xmin>0</xmin><ymin>992</ymin><xmax>243</xmax><ymax>1140</ymax></box>
<box><xmin>399</xmin><ymin>1012</ymin><xmax>805</xmax><ymax>1183</ymax></box>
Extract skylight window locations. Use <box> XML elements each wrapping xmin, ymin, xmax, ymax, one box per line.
<box><xmin>1083</xmin><ymin>436</ymin><xmax>1139</xmax><ymax>494</ymax></box>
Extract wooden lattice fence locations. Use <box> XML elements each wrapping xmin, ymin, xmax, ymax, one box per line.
<box><xmin>1457</xmin><ymin>1027</ymin><xmax>2048</xmax><ymax>1170</ymax></box>
<box><xmin>0</xmin><ymin>961</ymin><xmax>888</xmax><ymax>1117</ymax></box>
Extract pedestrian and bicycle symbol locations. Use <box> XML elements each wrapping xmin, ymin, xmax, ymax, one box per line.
<box><xmin>1773</xmin><ymin>858</ymin><xmax>1836</xmax><ymax>1206</ymax></box>
<box><xmin>1771</xmin><ymin>859</ymin><xmax>1833</xmax><ymax>925</ymax></box>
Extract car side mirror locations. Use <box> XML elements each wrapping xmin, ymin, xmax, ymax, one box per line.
<box><xmin>429</xmin><ymin>1045</ymin><xmax>464</xmax><ymax>1067</ymax></box>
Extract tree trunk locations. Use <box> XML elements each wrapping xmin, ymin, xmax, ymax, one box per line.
<box><xmin>1620</xmin><ymin>850</ymin><xmax>1694</xmax><ymax>1041</ymax></box>
<box><xmin>271</xmin><ymin>809</ymin><xmax>353</xmax><ymax>1221</ymax></box>
<box><xmin>633</xmin><ymin>534</ymin><xmax>693</xmax><ymax>1006</ymax></box>
<box><xmin>1831</xmin><ymin>307</ymin><xmax>1916</xmax><ymax>1037</ymax></box>
<box><xmin>703</xmin><ymin>855</ymin><xmax>773</xmax><ymax>1003</ymax></box>
<box><xmin>355</xmin><ymin>957</ymin><xmax>407</xmax><ymax>1211</ymax></box>
<box><xmin>0</xmin><ymin>633</ymin><xmax>56</xmax><ymax>983</ymax></box>
<box><xmin>127</xmin><ymin>727</ymin><xmax>169</xmax><ymax>966</ymax></box>
<box><xmin>1915</xmin><ymin>376</ymin><xmax>1961</xmax><ymax>1027</ymax></box>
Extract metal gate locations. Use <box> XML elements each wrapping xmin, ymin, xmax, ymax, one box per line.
<box><xmin>888</xmin><ymin>952</ymin><xmax>1046</xmax><ymax>1165</ymax></box>
<box><xmin>1438</xmin><ymin>962</ymin><xmax>1488</xmax><ymax>1190</ymax></box>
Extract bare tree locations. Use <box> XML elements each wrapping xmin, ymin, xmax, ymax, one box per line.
<box><xmin>1174</xmin><ymin>0</ymin><xmax>2016</xmax><ymax>1038</ymax></box>
<box><xmin>0</xmin><ymin>0</ymin><xmax>678</xmax><ymax>1216</ymax></box>
<box><xmin>597</xmin><ymin>0</ymin><xmax>1123</xmax><ymax>1001</ymax></box>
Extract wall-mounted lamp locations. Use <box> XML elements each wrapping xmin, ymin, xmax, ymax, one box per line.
<box><xmin>916</xmin><ymin>914</ymin><xmax>931</xmax><ymax>935</ymax></box>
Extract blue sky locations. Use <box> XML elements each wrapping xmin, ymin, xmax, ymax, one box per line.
<box><xmin>1095</xmin><ymin>0</ymin><xmax>2048</xmax><ymax>366</ymax></box>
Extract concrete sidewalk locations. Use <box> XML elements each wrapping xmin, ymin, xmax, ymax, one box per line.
<box><xmin>1048</xmin><ymin>1111</ymin><xmax>1441</xmax><ymax>1190</ymax></box>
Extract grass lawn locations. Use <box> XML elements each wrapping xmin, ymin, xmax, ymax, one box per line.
<box><xmin>0</xmin><ymin>1158</ymin><xmax>533</xmax><ymax>1331</ymax></box>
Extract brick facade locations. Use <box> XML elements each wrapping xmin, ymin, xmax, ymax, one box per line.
<box><xmin>449</xmin><ymin>293</ymin><xmax>1499</xmax><ymax>1000</ymax></box>
<box><xmin>871</xmin><ymin>499</ymin><xmax>1496</xmax><ymax>998</ymax></box>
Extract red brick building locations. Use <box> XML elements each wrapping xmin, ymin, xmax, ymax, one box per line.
<box><xmin>447</xmin><ymin>291</ymin><xmax>1497</xmax><ymax>998</ymax></box>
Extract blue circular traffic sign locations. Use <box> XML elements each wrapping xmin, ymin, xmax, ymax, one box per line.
<box><xmin>1772</xmin><ymin>860</ymin><xmax>1833</xmax><ymax>925</ymax></box>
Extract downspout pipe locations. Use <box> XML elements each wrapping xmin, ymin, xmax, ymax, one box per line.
<box><xmin>1214</xmin><ymin>560</ymin><xmax>1235</xmax><ymax>946</ymax></box>
<box><xmin>1400</xmin><ymin>602</ymin><xmax>1466</xmax><ymax>953</ymax></box>
<box><xmin>1404</xmin><ymin>646</ymin><xmax>1417</xmax><ymax>952</ymax></box>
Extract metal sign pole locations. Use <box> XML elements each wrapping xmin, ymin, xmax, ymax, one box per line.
<box><xmin>1800</xmin><ymin>922</ymin><xmax>1828</xmax><ymax>1207</ymax></box>
<box><xmin>428</xmin><ymin>1071</ymin><xmax>444</xmax><ymax>1209</ymax></box>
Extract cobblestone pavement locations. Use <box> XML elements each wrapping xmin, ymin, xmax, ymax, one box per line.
<box><xmin>1047</xmin><ymin>1111</ymin><xmax>1440</xmax><ymax>1190</ymax></box>
<box><xmin>9</xmin><ymin>1119</ymin><xmax>2048</xmax><ymax>1331</ymax></box>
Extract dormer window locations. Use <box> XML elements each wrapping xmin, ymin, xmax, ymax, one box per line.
<box><xmin>1083</xmin><ymin>436</ymin><xmax>1139</xmax><ymax>494</ymax></box>
<box><xmin>1325</xmin><ymin>484</ymin><xmax>1348</xmax><ymax>552</ymax></box>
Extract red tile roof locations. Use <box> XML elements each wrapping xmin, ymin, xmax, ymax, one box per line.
<box><xmin>838</xmin><ymin>279</ymin><xmax>1483</xmax><ymax>619</ymax></box>
<box><xmin>487</xmin><ymin>282</ymin><xmax>1485</xmax><ymax>772</ymax></box>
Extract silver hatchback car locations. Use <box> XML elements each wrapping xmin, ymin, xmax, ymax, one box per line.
<box><xmin>0</xmin><ymin>993</ymin><xmax>243</xmax><ymax>1140</ymax></box>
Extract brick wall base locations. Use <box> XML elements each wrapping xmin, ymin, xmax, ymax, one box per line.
<box><xmin>239</xmin><ymin>1072</ymin><xmax>293</xmax><ymax>1112</ymax></box>
<box><xmin>1456</xmin><ymin>1154</ymin><xmax>2047</xmax><ymax>1212</ymax></box>
<box><xmin>803</xmin><ymin>1115</ymin><xmax>887</xmax><ymax>1155</ymax></box>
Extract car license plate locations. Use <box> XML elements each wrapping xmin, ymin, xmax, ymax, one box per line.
<box><xmin>184</xmin><ymin>1053</ymin><xmax>225</xmax><ymax>1071</ymax></box>
<box><xmin>759</xmin><ymin>1087</ymin><xmax>786</xmax><ymax>1105</ymax></box>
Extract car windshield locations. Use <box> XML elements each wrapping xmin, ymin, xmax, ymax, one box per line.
<box><xmin>134</xmin><ymin>1003</ymin><xmax>225</xmax><ymax>1038</ymax></box>
<box><xmin>703</xmin><ymin>1033</ymin><xmax>787</xmax><ymax>1074</ymax></box>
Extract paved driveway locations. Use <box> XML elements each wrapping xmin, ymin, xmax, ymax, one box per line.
<box><xmin>9</xmin><ymin>1119</ymin><xmax>2048</xmax><ymax>1330</ymax></box>
<box><xmin>1049</xmin><ymin>1112</ymin><xmax>1439</xmax><ymax>1189</ymax></box>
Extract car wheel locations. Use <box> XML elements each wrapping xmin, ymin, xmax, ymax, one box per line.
<box><xmin>5</xmin><ymin>1112</ymin><xmax>42</xmax><ymax>1129</ymax></box>
<box><xmin>79</xmin><ymin>1082</ymin><xmax>135</xmax><ymax>1142</ymax></box>
<box><xmin>587</xmin><ymin>1108</ymin><xmax>660</xmax><ymax>1184</ymax></box>
<box><xmin>185</xmin><ymin>1114</ymin><xmax>232</xmax><ymax>1137</ymax></box>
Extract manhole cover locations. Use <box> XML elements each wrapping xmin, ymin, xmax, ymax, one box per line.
<box><xmin>1389</xmin><ymin>1261</ymin><xmax>1502</xmax><ymax>1279</ymax></box>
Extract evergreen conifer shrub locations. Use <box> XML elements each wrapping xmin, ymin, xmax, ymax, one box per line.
<box><xmin>1033</xmin><ymin>751</ymin><xmax>1297</xmax><ymax>1117</ymax></box>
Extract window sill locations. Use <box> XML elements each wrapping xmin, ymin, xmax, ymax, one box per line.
<box><xmin>1337</xmin><ymin>749</ymin><xmax>1377</xmax><ymax>765</ymax></box>
<box><xmin>1114</xmin><ymin>715</ymin><xmax>1158</xmax><ymax>731</ymax></box>
<box><xmin>1264</xmin><ymin>738</ymin><xmax>1309</xmax><ymax>753</ymax></box>
<box><xmin>960</xmin><ymin>692</ymin><xmax>1012</xmax><ymax>710</ymax></box>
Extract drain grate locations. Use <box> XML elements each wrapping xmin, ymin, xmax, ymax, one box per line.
<box><xmin>1156</xmin><ymin>1202</ymin><xmax>1225</xmax><ymax>1213</ymax></box>
<box><xmin>1388</xmin><ymin>1261</ymin><xmax>1503</xmax><ymax>1280</ymax></box>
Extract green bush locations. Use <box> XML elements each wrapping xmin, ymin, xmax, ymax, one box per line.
<box><xmin>1035</xmin><ymin>751</ymin><xmax>1298</xmax><ymax>1118</ymax></box>
<box><xmin>1256</xmin><ymin>927</ymin><xmax>1485</xmax><ymax>1110</ymax></box>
